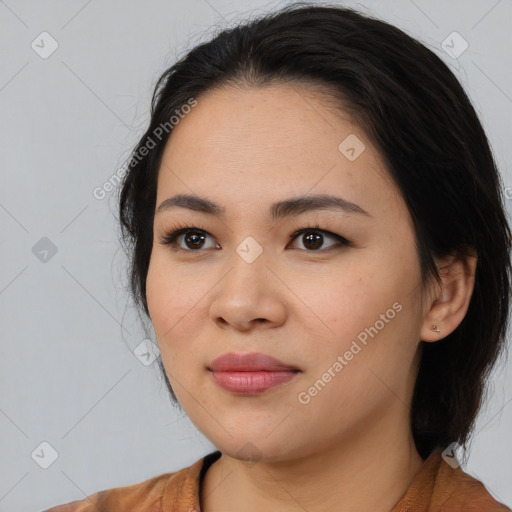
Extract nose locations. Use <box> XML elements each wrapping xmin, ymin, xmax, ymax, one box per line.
<box><xmin>208</xmin><ymin>249</ymin><xmax>288</xmax><ymax>332</ymax></box>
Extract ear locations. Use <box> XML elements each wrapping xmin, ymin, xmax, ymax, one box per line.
<box><xmin>420</xmin><ymin>249</ymin><xmax>478</xmax><ymax>342</ymax></box>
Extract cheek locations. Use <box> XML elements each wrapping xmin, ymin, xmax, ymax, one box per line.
<box><xmin>310</xmin><ymin>268</ymin><xmax>388</xmax><ymax>337</ymax></box>
<box><xmin>146</xmin><ymin>256</ymin><xmax>172</xmax><ymax>330</ymax></box>
<box><xmin>146</xmin><ymin>257</ymin><xmax>187</xmax><ymax>360</ymax></box>
<box><xmin>146</xmin><ymin>253</ymin><xmax>198</xmax><ymax>330</ymax></box>
<box><xmin>314</xmin><ymin>267</ymin><xmax>418</xmax><ymax>373</ymax></box>
<box><xmin>145</xmin><ymin>253</ymin><xmax>210</xmax><ymax>370</ymax></box>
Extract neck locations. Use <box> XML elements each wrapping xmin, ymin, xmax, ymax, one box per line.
<box><xmin>200</xmin><ymin>411</ymin><xmax>425</xmax><ymax>512</ymax></box>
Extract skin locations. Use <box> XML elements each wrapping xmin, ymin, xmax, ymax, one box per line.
<box><xmin>145</xmin><ymin>83</ymin><xmax>477</xmax><ymax>512</ymax></box>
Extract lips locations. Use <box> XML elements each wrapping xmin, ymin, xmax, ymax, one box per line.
<box><xmin>207</xmin><ymin>352</ymin><xmax>301</xmax><ymax>394</ymax></box>
<box><xmin>208</xmin><ymin>352</ymin><xmax>300</xmax><ymax>372</ymax></box>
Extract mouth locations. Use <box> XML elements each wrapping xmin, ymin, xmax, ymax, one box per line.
<box><xmin>207</xmin><ymin>352</ymin><xmax>301</xmax><ymax>394</ymax></box>
<box><xmin>208</xmin><ymin>369</ymin><xmax>300</xmax><ymax>394</ymax></box>
<box><xmin>207</xmin><ymin>351</ymin><xmax>300</xmax><ymax>372</ymax></box>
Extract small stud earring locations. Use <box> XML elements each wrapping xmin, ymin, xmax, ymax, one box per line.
<box><xmin>432</xmin><ymin>324</ymin><xmax>440</xmax><ymax>333</ymax></box>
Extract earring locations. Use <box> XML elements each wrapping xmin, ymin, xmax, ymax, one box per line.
<box><xmin>432</xmin><ymin>324</ymin><xmax>440</xmax><ymax>333</ymax></box>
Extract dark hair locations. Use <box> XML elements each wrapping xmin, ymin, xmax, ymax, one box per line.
<box><xmin>118</xmin><ymin>2</ymin><xmax>511</xmax><ymax>460</ymax></box>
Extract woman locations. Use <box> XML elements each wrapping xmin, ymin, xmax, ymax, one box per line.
<box><xmin>45</xmin><ymin>2</ymin><xmax>512</xmax><ymax>511</ymax></box>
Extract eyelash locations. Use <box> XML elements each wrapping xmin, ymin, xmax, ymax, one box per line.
<box><xmin>157</xmin><ymin>221</ymin><xmax>351</xmax><ymax>254</ymax></box>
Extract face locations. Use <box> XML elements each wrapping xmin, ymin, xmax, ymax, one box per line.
<box><xmin>146</xmin><ymin>83</ymin><xmax>427</xmax><ymax>463</ymax></box>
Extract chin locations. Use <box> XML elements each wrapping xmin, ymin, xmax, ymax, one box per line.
<box><xmin>209</xmin><ymin>433</ymin><xmax>297</xmax><ymax>464</ymax></box>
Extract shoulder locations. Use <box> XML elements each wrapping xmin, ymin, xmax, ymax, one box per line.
<box><xmin>41</xmin><ymin>466</ymin><xmax>189</xmax><ymax>512</ymax></box>
<box><xmin>430</xmin><ymin>453</ymin><xmax>511</xmax><ymax>511</ymax></box>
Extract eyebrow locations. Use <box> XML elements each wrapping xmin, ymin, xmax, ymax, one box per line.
<box><xmin>156</xmin><ymin>193</ymin><xmax>371</xmax><ymax>220</ymax></box>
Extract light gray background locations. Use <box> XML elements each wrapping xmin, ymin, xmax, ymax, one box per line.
<box><xmin>1</xmin><ymin>1</ymin><xmax>511</xmax><ymax>511</ymax></box>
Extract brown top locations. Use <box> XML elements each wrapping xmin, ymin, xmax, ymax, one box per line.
<box><xmin>43</xmin><ymin>449</ymin><xmax>511</xmax><ymax>511</ymax></box>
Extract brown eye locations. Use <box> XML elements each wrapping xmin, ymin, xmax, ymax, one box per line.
<box><xmin>288</xmin><ymin>227</ymin><xmax>349</xmax><ymax>251</ymax></box>
<box><xmin>158</xmin><ymin>225</ymin><xmax>350</xmax><ymax>254</ymax></box>
<box><xmin>158</xmin><ymin>228</ymin><xmax>218</xmax><ymax>251</ymax></box>
<box><xmin>182</xmin><ymin>230</ymin><xmax>207</xmax><ymax>249</ymax></box>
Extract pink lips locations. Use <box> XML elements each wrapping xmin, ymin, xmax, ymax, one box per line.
<box><xmin>208</xmin><ymin>352</ymin><xmax>300</xmax><ymax>394</ymax></box>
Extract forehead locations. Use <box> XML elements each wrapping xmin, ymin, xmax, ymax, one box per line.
<box><xmin>163</xmin><ymin>83</ymin><xmax>360</xmax><ymax>166</ymax></box>
<box><xmin>156</xmin><ymin>83</ymin><xmax>402</xmax><ymax>220</ymax></box>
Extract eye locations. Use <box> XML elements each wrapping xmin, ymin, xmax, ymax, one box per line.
<box><xmin>157</xmin><ymin>223</ymin><xmax>350</xmax><ymax>253</ymax></box>
<box><xmin>287</xmin><ymin>224</ymin><xmax>350</xmax><ymax>252</ymax></box>
<box><xmin>158</xmin><ymin>225</ymin><xmax>218</xmax><ymax>252</ymax></box>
